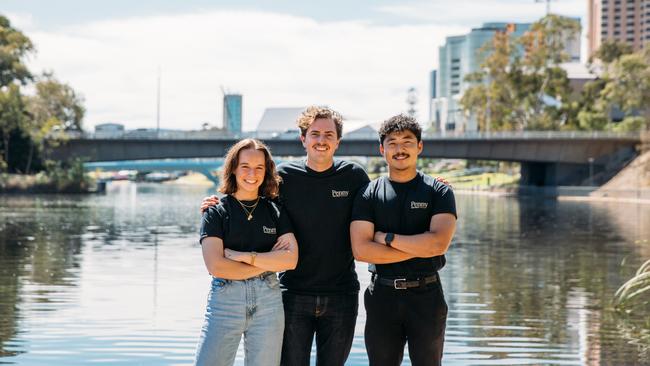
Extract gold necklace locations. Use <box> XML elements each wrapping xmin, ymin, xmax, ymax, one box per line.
<box><xmin>234</xmin><ymin>196</ymin><xmax>260</xmax><ymax>221</ymax></box>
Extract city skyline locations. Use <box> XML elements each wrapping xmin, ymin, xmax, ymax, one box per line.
<box><xmin>4</xmin><ymin>0</ymin><xmax>587</xmax><ymax>131</ymax></box>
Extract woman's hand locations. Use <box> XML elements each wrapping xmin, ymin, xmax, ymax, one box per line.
<box><xmin>224</xmin><ymin>248</ymin><xmax>249</xmax><ymax>263</ymax></box>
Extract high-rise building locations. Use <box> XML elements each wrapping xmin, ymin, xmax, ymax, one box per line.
<box><xmin>223</xmin><ymin>94</ymin><xmax>242</xmax><ymax>134</ymax></box>
<box><xmin>432</xmin><ymin>23</ymin><xmax>532</xmax><ymax>132</ymax></box>
<box><xmin>588</xmin><ymin>0</ymin><xmax>649</xmax><ymax>57</ymax></box>
<box><xmin>431</xmin><ymin>18</ymin><xmax>581</xmax><ymax>132</ymax></box>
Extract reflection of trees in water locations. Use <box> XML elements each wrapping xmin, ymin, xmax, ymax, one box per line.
<box><xmin>446</xmin><ymin>195</ymin><xmax>650</xmax><ymax>364</ymax></box>
<box><xmin>0</xmin><ymin>221</ymin><xmax>26</xmax><ymax>357</ymax></box>
<box><xmin>0</xmin><ymin>198</ymin><xmax>91</xmax><ymax>357</ymax></box>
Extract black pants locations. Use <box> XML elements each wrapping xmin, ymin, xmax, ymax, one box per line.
<box><xmin>364</xmin><ymin>278</ymin><xmax>447</xmax><ymax>366</ymax></box>
<box><xmin>280</xmin><ymin>292</ymin><xmax>358</xmax><ymax>366</ymax></box>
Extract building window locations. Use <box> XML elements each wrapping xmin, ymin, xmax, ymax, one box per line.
<box><xmin>451</xmin><ymin>58</ymin><xmax>460</xmax><ymax>63</ymax></box>
<box><xmin>451</xmin><ymin>66</ymin><xmax>460</xmax><ymax>71</ymax></box>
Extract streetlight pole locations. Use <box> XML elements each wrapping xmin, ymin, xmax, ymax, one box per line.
<box><xmin>156</xmin><ymin>66</ymin><xmax>161</xmax><ymax>138</ymax></box>
<box><xmin>588</xmin><ymin>157</ymin><xmax>594</xmax><ymax>186</ymax></box>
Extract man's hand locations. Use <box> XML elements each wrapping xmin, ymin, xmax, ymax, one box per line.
<box><xmin>434</xmin><ymin>176</ymin><xmax>451</xmax><ymax>187</ymax></box>
<box><xmin>373</xmin><ymin>231</ymin><xmax>387</xmax><ymax>245</ymax></box>
<box><xmin>200</xmin><ymin>195</ymin><xmax>220</xmax><ymax>213</ymax></box>
<box><xmin>272</xmin><ymin>236</ymin><xmax>292</xmax><ymax>251</ymax></box>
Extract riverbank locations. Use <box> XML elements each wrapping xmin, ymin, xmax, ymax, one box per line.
<box><xmin>0</xmin><ymin>173</ymin><xmax>98</xmax><ymax>194</ymax></box>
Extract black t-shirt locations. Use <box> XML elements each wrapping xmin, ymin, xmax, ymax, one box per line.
<box><xmin>277</xmin><ymin>159</ymin><xmax>370</xmax><ymax>295</ymax></box>
<box><xmin>351</xmin><ymin>171</ymin><xmax>457</xmax><ymax>278</ymax></box>
<box><xmin>200</xmin><ymin>196</ymin><xmax>292</xmax><ymax>253</ymax></box>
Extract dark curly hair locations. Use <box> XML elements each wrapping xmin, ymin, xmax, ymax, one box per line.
<box><xmin>219</xmin><ymin>139</ymin><xmax>281</xmax><ymax>198</ymax></box>
<box><xmin>378</xmin><ymin>114</ymin><xmax>422</xmax><ymax>145</ymax></box>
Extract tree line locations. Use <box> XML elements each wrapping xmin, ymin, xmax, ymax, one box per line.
<box><xmin>460</xmin><ymin>14</ymin><xmax>650</xmax><ymax>132</ymax></box>
<box><xmin>0</xmin><ymin>15</ymin><xmax>84</xmax><ymax>174</ymax></box>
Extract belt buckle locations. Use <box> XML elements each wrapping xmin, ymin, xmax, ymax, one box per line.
<box><xmin>393</xmin><ymin>278</ymin><xmax>407</xmax><ymax>290</ymax></box>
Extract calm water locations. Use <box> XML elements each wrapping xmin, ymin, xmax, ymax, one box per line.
<box><xmin>1</xmin><ymin>182</ymin><xmax>649</xmax><ymax>365</ymax></box>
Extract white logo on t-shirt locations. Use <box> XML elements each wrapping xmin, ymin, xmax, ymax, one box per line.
<box><xmin>410</xmin><ymin>201</ymin><xmax>428</xmax><ymax>209</ymax></box>
<box><xmin>332</xmin><ymin>190</ymin><xmax>349</xmax><ymax>198</ymax></box>
<box><xmin>263</xmin><ymin>226</ymin><xmax>276</xmax><ymax>234</ymax></box>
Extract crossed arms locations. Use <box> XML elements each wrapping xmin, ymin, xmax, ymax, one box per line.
<box><xmin>201</xmin><ymin>233</ymin><xmax>298</xmax><ymax>280</ymax></box>
<box><xmin>350</xmin><ymin>214</ymin><xmax>456</xmax><ymax>264</ymax></box>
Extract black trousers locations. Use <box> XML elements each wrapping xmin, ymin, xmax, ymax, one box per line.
<box><xmin>364</xmin><ymin>278</ymin><xmax>447</xmax><ymax>366</ymax></box>
<box><xmin>280</xmin><ymin>292</ymin><xmax>358</xmax><ymax>366</ymax></box>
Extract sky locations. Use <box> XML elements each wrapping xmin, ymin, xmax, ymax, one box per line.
<box><xmin>4</xmin><ymin>0</ymin><xmax>587</xmax><ymax>132</ymax></box>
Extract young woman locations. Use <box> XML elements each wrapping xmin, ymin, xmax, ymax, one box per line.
<box><xmin>194</xmin><ymin>139</ymin><xmax>298</xmax><ymax>366</ymax></box>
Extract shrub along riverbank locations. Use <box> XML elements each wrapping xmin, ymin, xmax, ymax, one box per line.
<box><xmin>0</xmin><ymin>160</ymin><xmax>95</xmax><ymax>193</ymax></box>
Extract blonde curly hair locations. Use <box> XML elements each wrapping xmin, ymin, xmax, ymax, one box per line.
<box><xmin>296</xmin><ymin>106</ymin><xmax>343</xmax><ymax>139</ymax></box>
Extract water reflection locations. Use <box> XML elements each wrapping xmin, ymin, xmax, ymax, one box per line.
<box><xmin>0</xmin><ymin>184</ymin><xmax>648</xmax><ymax>365</ymax></box>
<box><xmin>444</xmin><ymin>195</ymin><xmax>650</xmax><ymax>365</ymax></box>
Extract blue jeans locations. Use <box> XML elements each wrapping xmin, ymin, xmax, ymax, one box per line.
<box><xmin>194</xmin><ymin>274</ymin><xmax>285</xmax><ymax>366</ymax></box>
<box><xmin>280</xmin><ymin>292</ymin><xmax>358</xmax><ymax>366</ymax></box>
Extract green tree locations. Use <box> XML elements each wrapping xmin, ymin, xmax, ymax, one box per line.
<box><xmin>23</xmin><ymin>73</ymin><xmax>85</xmax><ymax>172</ymax></box>
<box><xmin>0</xmin><ymin>84</ymin><xmax>26</xmax><ymax>170</ymax></box>
<box><xmin>0</xmin><ymin>15</ymin><xmax>34</xmax><ymax>87</ymax></box>
<box><xmin>461</xmin><ymin>31</ymin><xmax>519</xmax><ymax>131</ymax></box>
<box><xmin>28</xmin><ymin>72</ymin><xmax>85</xmax><ymax>131</ymax></box>
<box><xmin>580</xmin><ymin>41</ymin><xmax>650</xmax><ymax>132</ymax></box>
<box><xmin>0</xmin><ymin>15</ymin><xmax>33</xmax><ymax>172</ymax></box>
<box><xmin>461</xmin><ymin>15</ymin><xmax>580</xmax><ymax>131</ymax></box>
<box><xmin>601</xmin><ymin>47</ymin><xmax>650</xmax><ymax>130</ymax></box>
<box><xmin>592</xmin><ymin>39</ymin><xmax>633</xmax><ymax>64</ymax></box>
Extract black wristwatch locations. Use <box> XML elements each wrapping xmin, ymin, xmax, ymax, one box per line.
<box><xmin>385</xmin><ymin>232</ymin><xmax>395</xmax><ymax>247</ymax></box>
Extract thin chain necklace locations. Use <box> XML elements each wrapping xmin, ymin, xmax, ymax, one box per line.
<box><xmin>233</xmin><ymin>196</ymin><xmax>261</xmax><ymax>221</ymax></box>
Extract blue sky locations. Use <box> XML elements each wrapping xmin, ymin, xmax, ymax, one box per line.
<box><xmin>4</xmin><ymin>0</ymin><xmax>586</xmax><ymax>131</ymax></box>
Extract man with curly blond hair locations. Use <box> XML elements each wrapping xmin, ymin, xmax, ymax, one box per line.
<box><xmin>202</xmin><ymin>106</ymin><xmax>370</xmax><ymax>366</ymax></box>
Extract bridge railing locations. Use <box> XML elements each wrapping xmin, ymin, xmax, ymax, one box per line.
<box><xmin>61</xmin><ymin>130</ymin><xmax>642</xmax><ymax>141</ymax></box>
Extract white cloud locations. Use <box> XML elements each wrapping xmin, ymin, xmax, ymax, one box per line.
<box><xmin>21</xmin><ymin>1</ymin><xmax>588</xmax><ymax>132</ymax></box>
<box><xmin>25</xmin><ymin>10</ymin><xmax>467</xmax><ymax>131</ymax></box>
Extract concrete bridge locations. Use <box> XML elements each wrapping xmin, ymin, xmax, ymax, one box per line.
<box><xmin>46</xmin><ymin>131</ymin><xmax>642</xmax><ymax>186</ymax></box>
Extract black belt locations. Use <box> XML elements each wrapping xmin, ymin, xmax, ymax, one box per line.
<box><xmin>373</xmin><ymin>274</ymin><xmax>438</xmax><ymax>290</ymax></box>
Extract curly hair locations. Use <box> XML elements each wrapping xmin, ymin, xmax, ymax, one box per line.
<box><xmin>378</xmin><ymin>114</ymin><xmax>422</xmax><ymax>144</ymax></box>
<box><xmin>218</xmin><ymin>139</ymin><xmax>281</xmax><ymax>198</ymax></box>
<box><xmin>296</xmin><ymin>106</ymin><xmax>343</xmax><ymax>139</ymax></box>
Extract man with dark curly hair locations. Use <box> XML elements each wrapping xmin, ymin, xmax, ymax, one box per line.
<box><xmin>351</xmin><ymin>114</ymin><xmax>457</xmax><ymax>366</ymax></box>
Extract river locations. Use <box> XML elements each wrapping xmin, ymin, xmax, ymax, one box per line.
<box><xmin>1</xmin><ymin>182</ymin><xmax>649</xmax><ymax>365</ymax></box>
